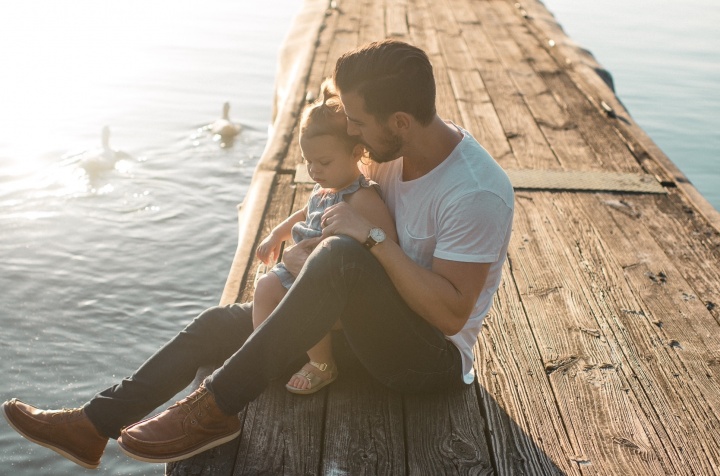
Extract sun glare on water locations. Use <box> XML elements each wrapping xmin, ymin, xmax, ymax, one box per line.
<box><xmin>0</xmin><ymin>1</ymin><xmax>207</xmax><ymax>198</ymax></box>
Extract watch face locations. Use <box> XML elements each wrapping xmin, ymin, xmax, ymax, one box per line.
<box><xmin>369</xmin><ymin>227</ymin><xmax>385</xmax><ymax>243</ymax></box>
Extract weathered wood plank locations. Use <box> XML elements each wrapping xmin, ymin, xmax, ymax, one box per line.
<box><xmin>283</xmin><ymin>122</ymin><xmax>303</xmax><ymax>172</ymax></box>
<box><xmin>443</xmin><ymin>0</ymin><xmax>562</xmax><ymax>171</ymax></box>
<box><xmin>322</xmin><ymin>367</ymin><xmax>406</xmax><ymax>475</ymax></box>
<box><xmin>407</xmin><ymin>0</ymin><xmax>464</xmax><ymax>126</ymax></box>
<box><xmin>545</xmin><ymin>196</ymin><xmax>705</xmax><ymax>476</ymax></box>
<box><xmin>386</xmin><ymin>0</ymin><xmax>409</xmax><ymax>39</ymax></box>
<box><xmin>516</xmin><ymin>0</ymin><xmax>683</xmax><ymax>191</ymax></box>
<box><xmin>304</xmin><ymin>4</ymin><xmax>341</xmax><ymax>106</ymax></box>
<box><xmin>359</xmin><ymin>0</ymin><xmax>386</xmax><ymax>45</ymax></box>
<box><xmin>232</xmin><ymin>380</ymin><xmax>326</xmax><ymax>475</ymax></box>
<box><xmin>237</xmin><ymin>174</ymin><xmax>297</xmax><ymax>302</ymax></box>
<box><xmin>469</xmin><ymin>1</ymin><xmax>600</xmax><ymax>172</ymax></box>
<box><xmin>426</xmin><ymin>2</ymin><xmax>513</xmax><ymax>162</ymax></box>
<box><xmin>489</xmin><ymin>0</ymin><xmax>644</xmax><ymax>175</ymax></box>
<box><xmin>510</xmin><ymin>192</ymin><xmax>671</xmax><ymax>475</ymax></box>
<box><xmin>477</xmin><ymin>267</ymin><xmax>580</xmax><ymax>475</ymax></box>
<box><xmin>403</xmin><ymin>385</ymin><xmax>494</xmax><ymax>475</ymax></box>
<box><xmin>166</xmin><ymin>439</ymin><xmax>240</xmax><ymax>476</ymax></box>
<box><xmin>567</xmin><ymin>194</ymin><xmax>720</xmax><ymax>457</ymax></box>
<box><xmin>524</xmin><ymin>192</ymin><xmax>720</xmax><ymax>474</ymax></box>
<box><xmin>637</xmin><ymin>191</ymin><xmax>720</xmax><ymax>324</ymax></box>
<box><xmin>322</xmin><ymin>0</ymin><xmax>363</xmax><ymax>79</ymax></box>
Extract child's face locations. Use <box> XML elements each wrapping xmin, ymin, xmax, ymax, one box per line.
<box><xmin>300</xmin><ymin>134</ymin><xmax>360</xmax><ymax>190</ymax></box>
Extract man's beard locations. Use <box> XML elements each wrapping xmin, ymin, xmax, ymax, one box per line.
<box><xmin>364</xmin><ymin>126</ymin><xmax>403</xmax><ymax>164</ymax></box>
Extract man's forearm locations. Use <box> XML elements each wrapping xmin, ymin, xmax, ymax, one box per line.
<box><xmin>369</xmin><ymin>241</ymin><xmax>480</xmax><ymax>335</ymax></box>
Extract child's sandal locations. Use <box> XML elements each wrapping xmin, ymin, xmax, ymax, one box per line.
<box><xmin>285</xmin><ymin>361</ymin><xmax>338</xmax><ymax>395</ymax></box>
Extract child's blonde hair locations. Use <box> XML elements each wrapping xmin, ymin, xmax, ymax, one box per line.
<box><xmin>300</xmin><ymin>79</ymin><xmax>359</xmax><ymax>154</ymax></box>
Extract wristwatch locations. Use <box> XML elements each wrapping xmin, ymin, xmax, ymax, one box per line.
<box><xmin>363</xmin><ymin>227</ymin><xmax>386</xmax><ymax>250</ymax></box>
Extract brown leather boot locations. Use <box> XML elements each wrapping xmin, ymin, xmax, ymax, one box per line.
<box><xmin>2</xmin><ymin>398</ymin><xmax>109</xmax><ymax>469</ymax></box>
<box><xmin>118</xmin><ymin>384</ymin><xmax>241</xmax><ymax>463</ymax></box>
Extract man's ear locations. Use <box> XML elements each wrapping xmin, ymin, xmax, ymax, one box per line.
<box><xmin>391</xmin><ymin>112</ymin><xmax>412</xmax><ymax>132</ymax></box>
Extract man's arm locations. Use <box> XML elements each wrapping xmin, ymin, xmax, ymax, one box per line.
<box><xmin>282</xmin><ymin>186</ymin><xmax>397</xmax><ymax>278</ymax></box>
<box><xmin>372</xmin><ymin>242</ymin><xmax>489</xmax><ymax>335</ymax></box>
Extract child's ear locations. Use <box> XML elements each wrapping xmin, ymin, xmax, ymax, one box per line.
<box><xmin>352</xmin><ymin>143</ymin><xmax>365</xmax><ymax>160</ymax></box>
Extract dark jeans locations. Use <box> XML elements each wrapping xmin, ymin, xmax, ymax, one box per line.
<box><xmin>84</xmin><ymin>236</ymin><xmax>465</xmax><ymax>439</ymax></box>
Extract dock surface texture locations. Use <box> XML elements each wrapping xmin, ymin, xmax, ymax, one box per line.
<box><xmin>167</xmin><ymin>0</ymin><xmax>720</xmax><ymax>474</ymax></box>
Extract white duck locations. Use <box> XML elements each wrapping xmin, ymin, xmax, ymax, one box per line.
<box><xmin>78</xmin><ymin>126</ymin><xmax>130</xmax><ymax>176</ymax></box>
<box><xmin>210</xmin><ymin>102</ymin><xmax>241</xmax><ymax>146</ymax></box>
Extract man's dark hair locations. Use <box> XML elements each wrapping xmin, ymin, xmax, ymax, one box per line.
<box><xmin>333</xmin><ymin>40</ymin><xmax>436</xmax><ymax>126</ymax></box>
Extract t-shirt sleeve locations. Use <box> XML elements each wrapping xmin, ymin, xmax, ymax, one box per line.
<box><xmin>434</xmin><ymin>190</ymin><xmax>513</xmax><ymax>263</ymax></box>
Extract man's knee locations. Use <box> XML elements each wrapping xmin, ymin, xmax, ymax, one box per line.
<box><xmin>313</xmin><ymin>235</ymin><xmax>366</xmax><ymax>264</ymax></box>
<box><xmin>186</xmin><ymin>303</ymin><xmax>252</xmax><ymax>338</ymax></box>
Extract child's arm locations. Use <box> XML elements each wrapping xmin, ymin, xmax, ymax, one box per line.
<box><xmin>344</xmin><ymin>187</ymin><xmax>398</xmax><ymax>244</ymax></box>
<box><xmin>256</xmin><ymin>207</ymin><xmax>307</xmax><ymax>265</ymax></box>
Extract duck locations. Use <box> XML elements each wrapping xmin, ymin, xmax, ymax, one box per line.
<box><xmin>210</xmin><ymin>102</ymin><xmax>241</xmax><ymax>146</ymax></box>
<box><xmin>78</xmin><ymin>126</ymin><xmax>131</xmax><ymax>176</ymax></box>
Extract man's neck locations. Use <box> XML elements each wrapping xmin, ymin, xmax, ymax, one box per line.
<box><xmin>401</xmin><ymin>117</ymin><xmax>463</xmax><ymax>181</ymax></box>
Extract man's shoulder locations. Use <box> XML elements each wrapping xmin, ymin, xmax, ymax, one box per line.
<box><xmin>452</xmin><ymin>135</ymin><xmax>507</xmax><ymax>177</ymax></box>
<box><xmin>449</xmin><ymin>133</ymin><xmax>514</xmax><ymax>205</ymax></box>
<box><xmin>455</xmin><ymin>128</ymin><xmax>493</xmax><ymax>159</ymax></box>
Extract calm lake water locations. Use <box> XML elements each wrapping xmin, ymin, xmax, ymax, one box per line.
<box><xmin>0</xmin><ymin>1</ymin><xmax>717</xmax><ymax>475</ymax></box>
<box><xmin>0</xmin><ymin>1</ymin><xmax>300</xmax><ymax>475</ymax></box>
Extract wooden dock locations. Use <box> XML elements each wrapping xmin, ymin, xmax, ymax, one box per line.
<box><xmin>168</xmin><ymin>0</ymin><xmax>720</xmax><ymax>474</ymax></box>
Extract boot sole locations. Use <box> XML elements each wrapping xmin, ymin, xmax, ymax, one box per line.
<box><xmin>2</xmin><ymin>403</ymin><xmax>100</xmax><ymax>470</ymax></box>
<box><xmin>117</xmin><ymin>428</ymin><xmax>242</xmax><ymax>464</ymax></box>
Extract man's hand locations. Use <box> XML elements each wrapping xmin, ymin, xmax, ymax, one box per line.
<box><xmin>320</xmin><ymin>202</ymin><xmax>370</xmax><ymax>243</ymax></box>
<box><xmin>281</xmin><ymin>236</ymin><xmax>323</xmax><ymax>277</ymax></box>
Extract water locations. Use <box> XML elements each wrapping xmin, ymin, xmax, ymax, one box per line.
<box><xmin>540</xmin><ymin>0</ymin><xmax>720</xmax><ymax>210</ymax></box>
<box><xmin>0</xmin><ymin>1</ymin><xmax>300</xmax><ymax>475</ymax></box>
<box><xmin>0</xmin><ymin>1</ymin><xmax>717</xmax><ymax>475</ymax></box>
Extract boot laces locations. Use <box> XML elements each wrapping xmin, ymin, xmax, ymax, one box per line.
<box><xmin>169</xmin><ymin>386</ymin><xmax>208</xmax><ymax>415</ymax></box>
<box><xmin>50</xmin><ymin>407</ymin><xmax>83</xmax><ymax>422</ymax></box>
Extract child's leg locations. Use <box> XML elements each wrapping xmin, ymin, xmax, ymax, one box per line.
<box><xmin>286</xmin><ymin>332</ymin><xmax>336</xmax><ymax>392</ymax></box>
<box><xmin>306</xmin><ymin>333</ymin><xmax>334</xmax><ymax>367</ymax></box>
<box><xmin>256</xmin><ymin>271</ymin><xmax>336</xmax><ymax>393</ymax></box>
<box><xmin>252</xmin><ymin>273</ymin><xmax>287</xmax><ymax>329</ymax></box>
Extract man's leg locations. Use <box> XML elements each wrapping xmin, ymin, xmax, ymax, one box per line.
<box><xmin>119</xmin><ymin>236</ymin><xmax>464</xmax><ymax>463</ymax></box>
<box><xmin>85</xmin><ymin>303</ymin><xmax>255</xmax><ymax>438</ymax></box>
<box><xmin>322</xmin><ymin>242</ymin><xmax>466</xmax><ymax>393</ymax></box>
<box><xmin>206</xmin><ymin>235</ymin><xmax>464</xmax><ymax>415</ymax></box>
<box><xmin>2</xmin><ymin>303</ymin><xmax>255</xmax><ymax>468</ymax></box>
<box><xmin>2</xmin><ymin>304</ymin><xmax>253</xmax><ymax>468</ymax></box>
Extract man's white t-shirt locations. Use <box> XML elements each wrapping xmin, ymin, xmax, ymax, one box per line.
<box><xmin>360</xmin><ymin>125</ymin><xmax>514</xmax><ymax>384</ymax></box>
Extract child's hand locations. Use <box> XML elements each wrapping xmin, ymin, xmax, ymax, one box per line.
<box><xmin>256</xmin><ymin>235</ymin><xmax>281</xmax><ymax>265</ymax></box>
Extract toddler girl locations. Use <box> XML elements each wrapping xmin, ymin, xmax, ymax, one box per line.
<box><xmin>253</xmin><ymin>80</ymin><xmax>396</xmax><ymax>394</ymax></box>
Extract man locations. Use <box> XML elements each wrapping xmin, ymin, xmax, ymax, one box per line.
<box><xmin>2</xmin><ymin>39</ymin><xmax>514</xmax><ymax>468</ymax></box>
